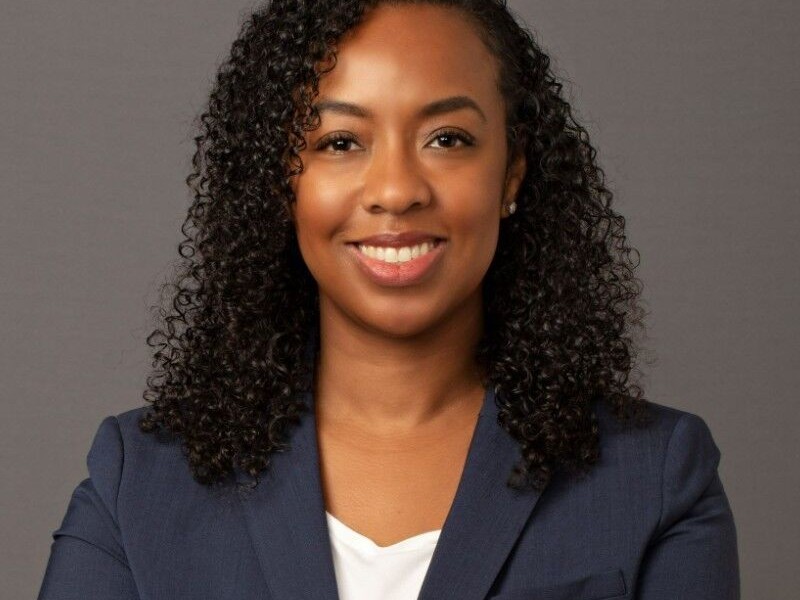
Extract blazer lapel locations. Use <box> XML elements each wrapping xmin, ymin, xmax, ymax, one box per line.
<box><xmin>235</xmin><ymin>388</ymin><xmax>340</xmax><ymax>600</ymax></box>
<box><xmin>236</xmin><ymin>376</ymin><xmax>546</xmax><ymax>600</ymax></box>
<box><xmin>416</xmin><ymin>386</ymin><xmax>547</xmax><ymax>600</ymax></box>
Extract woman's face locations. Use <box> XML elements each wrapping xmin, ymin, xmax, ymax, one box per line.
<box><xmin>289</xmin><ymin>3</ymin><xmax>526</xmax><ymax>338</ymax></box>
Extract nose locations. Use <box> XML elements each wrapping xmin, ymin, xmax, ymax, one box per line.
<box><xmin>362</xmin><ymin>138</ymin><xmax>432</xmax><ymax>214</ymax></box>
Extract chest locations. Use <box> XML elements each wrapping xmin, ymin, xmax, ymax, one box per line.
<box><xmin>315</xmin><ymin>417</ymin><xmax>476</xmax><ymax>548</ymax></box>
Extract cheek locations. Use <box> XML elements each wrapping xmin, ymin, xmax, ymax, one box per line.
<box><xmin>293</xmin><ymin>177</ymin><xmax>349</xmax><ymax>248</ymax></box>
<box><xmin>290</xmin><ymin>182</ymin><xmax>354</xmax><ymax>289</ymax></box>
<box><xmin>438</xmin><ymin>167</ymin><xmax>503</xmax><ymax>240</ymax></box>
<box><xmin>435</xmin><ymin>171</ymin><xmax>502</xmax><ymax>289</ymax></box>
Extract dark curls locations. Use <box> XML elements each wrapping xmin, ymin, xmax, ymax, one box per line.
<box><xmin>138</xmin><ymin>0</ymin><xmax>652</xmax><ymax>493</ymax></box>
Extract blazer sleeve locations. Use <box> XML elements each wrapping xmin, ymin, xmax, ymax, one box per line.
<box><xmin>636</xmin><ymin>412</ymin><xmax>741</xmax><ymax>599</ymax></box>
<box><xmin>37</xmin><ymin>415</ymin><xmax>141</xmax><ymax>600</ymax></box>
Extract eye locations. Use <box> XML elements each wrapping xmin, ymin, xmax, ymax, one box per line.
<box><xmin>429</xmin><ymin>128</ymin><xmax>475</xmax><ymax>149</ymax></box>
<box><xmin>315</xmin><ymin>129</ymin><xmax>475</xmax><ymax>154</ymax></box>
<box><xmin>315</xmin><ymin>133</ymin><xmax>360</xmax><ymax>153</ymax></box>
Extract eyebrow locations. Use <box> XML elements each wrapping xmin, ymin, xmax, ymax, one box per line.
<box><xmin>312</xmin><ymin>95</ymin><xmax>487</xmax><ymax>123</ymax></box>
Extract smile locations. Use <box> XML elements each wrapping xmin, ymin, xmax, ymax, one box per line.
<box><xmin>356</xmin><ymin>240</ymin><xmax>441</xmax><ymax>263</ymax></box>
<box><xmin>346</xmin><ymin>240</ymin><xmax>447</xmax><ymax>287</ymax></box>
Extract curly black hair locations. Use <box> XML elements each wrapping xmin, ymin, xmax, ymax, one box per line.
<box><xmin>138</xmin><ymin>0</ymin><xmax>653</xmax><ymax>493</ymax></box>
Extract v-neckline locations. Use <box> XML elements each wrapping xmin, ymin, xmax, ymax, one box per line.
<box><xmin>325</xmin><ymin>510</ymin><xmax>441</xmax><ymax>554</ymax></box>
<box><xmin>235</xmin><ymin>329</ymin><xmax>549</xmax><ymax>600</ymax></box>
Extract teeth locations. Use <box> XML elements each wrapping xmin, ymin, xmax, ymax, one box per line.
<box><xmin>357</xmin><ymin>241</ymin><xmax>438</xmax><ymax>263</ymax></box>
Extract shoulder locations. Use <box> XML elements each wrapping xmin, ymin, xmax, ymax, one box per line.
<box><xmin>586</xmin><ymin>399</ymin><xmax>725</xmax><ymax>531</ymax></box>
<box><xmin>87</xmin><ymin>405</ymin><xmax>183</xmax><ymax>467</ymax></box>
<box><xmin>592</xmin><ymin>398</ymin><xmax>722</xmax><ymax>471</ymax></box>
<box><xmin>84</xmin><ymin>406</ymin><xmax>202</xmax><ymax>510</ymax></box>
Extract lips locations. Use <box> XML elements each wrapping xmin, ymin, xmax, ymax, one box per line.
<box><xmin>346</xmin><ymin>239</ymin><xmax>447</xmax><ymax>287</ymax></box>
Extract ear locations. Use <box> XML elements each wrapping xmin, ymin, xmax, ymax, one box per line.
<box><xmin>501</xmin><ymin>147</ymin><xmax>527</xmax><ymax>218</ymax></box>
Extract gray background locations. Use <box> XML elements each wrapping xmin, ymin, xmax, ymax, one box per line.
<box><xmin>2</xmin><ymin>0</ymin><xmax>798</xmax><ymax>597</ymax></box>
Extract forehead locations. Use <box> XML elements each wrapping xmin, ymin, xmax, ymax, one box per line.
<box><xmin>315</xmin><ymin>4</ymin><xmax>501</xmax><ymax>114</ymax></box>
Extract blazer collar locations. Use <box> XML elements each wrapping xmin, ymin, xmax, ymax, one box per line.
<box><xmin>235</xmin><ymin>346</ymin><xmax>546</xmax><ymax>600</ymax></box>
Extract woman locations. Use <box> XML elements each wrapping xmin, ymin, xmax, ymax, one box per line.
<box><xmin>37</xmin><ymin>1</ymin><xmax>740</xmax><ymax>599</ymax></box>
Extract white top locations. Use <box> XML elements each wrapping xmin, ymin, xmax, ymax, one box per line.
<box><xmin>325</xmin><ymin>511</ymin><xmax>441</xmax><ymax>600</ymax></box>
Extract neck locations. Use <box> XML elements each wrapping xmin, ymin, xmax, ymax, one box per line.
<box><xmin>312</xmin><ymin>296</ymin><xmax>486</xmax><ymax>436</ymax></box>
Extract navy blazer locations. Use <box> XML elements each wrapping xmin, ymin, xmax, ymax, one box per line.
<box><xmin>37</xmin><ymin>386</ymin><xmax>740</xmax><ymax>600</ymax></box>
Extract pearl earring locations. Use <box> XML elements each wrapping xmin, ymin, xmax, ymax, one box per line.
<box><xmin>507</xmin><ymin>201</ymin><xmax>517</xmax><ymax>215</ymax></box>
